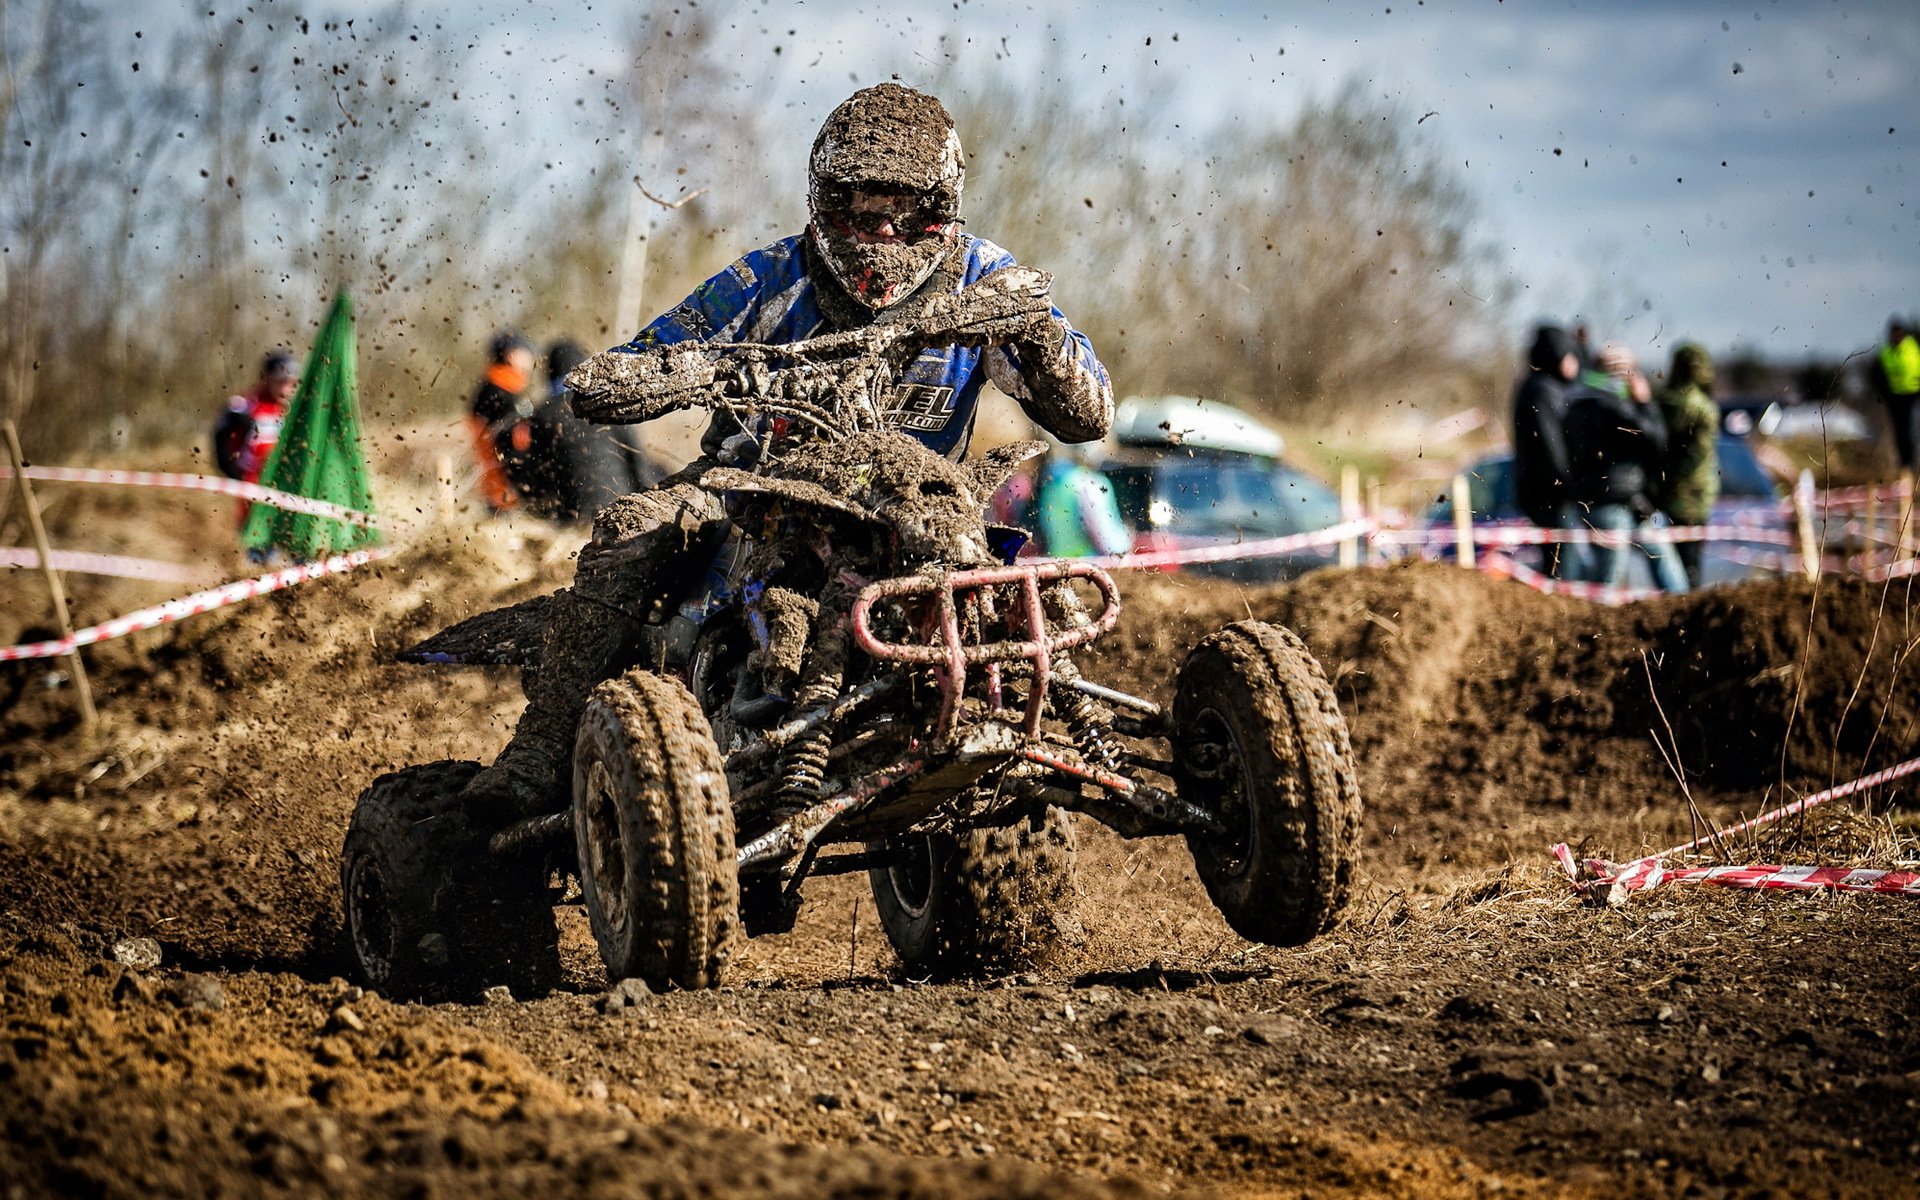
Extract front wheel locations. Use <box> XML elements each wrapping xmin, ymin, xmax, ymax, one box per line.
<box><xmin>1172</xmin><ymin>621</ymin><xmax>1360</xmax><ymax>946</ymax></box>
<box><xmin>867</xmin><ymin>807</ymin><xmax>1081</xmax><ymax>979</ymax></box>
<box><xmin>573</xmin><ymin>669</ymin><xmax>739</xmax><ymax>991</ymax></box>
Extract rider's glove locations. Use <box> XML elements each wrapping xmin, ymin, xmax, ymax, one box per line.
<box><xmin>915</xmin><ymin>265</ymin><xmax>1057</xmax><ymax>346</ymax></box>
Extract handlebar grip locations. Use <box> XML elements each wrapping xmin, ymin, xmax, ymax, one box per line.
<box><xmin>565</xmin><ymin>346</ymin><xmax>722</xmax><ymax>424</ymax></box>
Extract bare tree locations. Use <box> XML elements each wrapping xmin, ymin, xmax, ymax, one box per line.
<box><xmin>933</xmin><ymin>66</ymin><xmax>1510</xmax><ymax>421</ymax></box>
<box><xmin>1</xmin><ymin>4</ymin><xmax>1493</xmax><ymax>462</ymax></box>
<box><xmin>261</xmin><ymin>10</ymin><xmax>514</xmax><ymax>418</ymax></box>
<box><xmin>0</xmin><ymin>0</ymin><xmax>106</xmax><ymax>431</ymax></box>
<box><xmin>607</xmin><ymin>5</ymin><xmax>777</xmax><ymax>340</ymax></box>
<box><xmin>1199</xmin><ymin>82</ymin><xmax>1511</xmax><ymax>411</ymax></box>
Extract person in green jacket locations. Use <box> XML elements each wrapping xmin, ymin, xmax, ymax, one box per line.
<box><xmin>1035</xmin><ymin>438</ymin><xmax>1131</xmax><ymax>558</ymax></box>
<box><xmin>1652</xmin><ymin>342</ymin><xmax>1720</xmax><ymax>587</ymax></box>
<box><xmin>1871</xmin><ymin>317</ymin><xmax>1920</xmax><ymax>471</ymax></box>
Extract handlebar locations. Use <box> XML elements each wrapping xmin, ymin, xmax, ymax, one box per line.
<box><xmin>563</xmin><ymin>265</ymin><xmax>1058</xmax><ymax>432</ymax></box>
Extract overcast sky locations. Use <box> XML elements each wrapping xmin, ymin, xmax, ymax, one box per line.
<box><xmin>143</xmin><ymin>0</ymin><xmax>1919</xmax><ymax>361</ymax></box>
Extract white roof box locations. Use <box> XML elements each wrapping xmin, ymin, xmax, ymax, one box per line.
<box><xmin>1112</xmin><ymin>396</ymin><xmax>1285</xmax><ymax>458</ymax></box>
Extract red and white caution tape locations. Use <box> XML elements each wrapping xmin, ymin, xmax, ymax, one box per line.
<box><xmin>1863</xmin><ymin>555</ymin><xmax>1920</xmax><ymax>582</ymax></box>
<box><xmin>0</xmin><ymin>546</ymin><xmax>395</xmax><ymax>662</ymax></box>
<box><xmin>1710</xmin><ymin>543</ymin><xmax>1818</xmax><ymax>574</ymax></box>
<box><xmin>1049</xmin><ymin>511</ymin><xmax>1909</xmax><ymax>598</ymax></box>
<box><xmin>1477</xmin><ymin>550</ymin><xmax>1659</xmax><ymax>604</ymax></box>
<box><xmin>1705</xmin><ymin>542</ymin><xmax>1918</xmax><ymax>581</ymax></box>
<box><xmin>1552</xmin><ymin>754</ymin><xmax>1920</xmax><ymax>900</ymax></box>
<box><xmin>1376</xmin><ymin>523</ymin><xmax>1798</xmax><ymax>549</ymax></box>
<box><xmin>0</xmin><ymin>464</ymin><xmax>379</xmax><ymax>528</ymax></box>
<box><xmin>1811</xmin><ymin>477</ymin><xmax>1913</xmax><ymax>511</ymax></box>
<box><xmin>0</xmin><ymin>547</ymin><xmax>217</xmax><ymax>585</ymax></box>
<box><xmin>1816</xmin><ymin>515</ymin><xmax>1910</xmax><ymax>547</ymax></box>
<box><xmin>1646</xmin><ymin>863</ymin><xmax>1919</xmax><ymax>895</ymax></box>
<box><xmin>1084</xmin><ymin>517</ymin><xmax>1376</xmax><ymax>572</ymax></box>
<box><xmin>1550</xmin><ymin>843</ymin><xmax>1920</xmax><ymax>898</ymax></box>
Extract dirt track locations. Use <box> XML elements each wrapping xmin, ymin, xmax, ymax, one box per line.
<box><xmin>3</xmin><ymin>496</ymin><xmax>1918</xmax><ymax>1198</ymax></box>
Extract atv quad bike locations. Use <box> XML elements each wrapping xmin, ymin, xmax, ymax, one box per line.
<box><xmin>342</xmin><ymin>267</ymin><xmax>1361</xmax><ymax>998</ymax></box>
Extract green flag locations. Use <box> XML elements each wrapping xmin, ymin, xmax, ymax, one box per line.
<box><xmin>240</xmin><ymin>291</ymin><xmax>381</xmax><ymax>561</ymax></box>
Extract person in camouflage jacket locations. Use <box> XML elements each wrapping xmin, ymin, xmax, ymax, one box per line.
<box><xmin>1652</xmin><ymin>343</ymin><xmax>1720</xmax><ymax>586</ymax></box>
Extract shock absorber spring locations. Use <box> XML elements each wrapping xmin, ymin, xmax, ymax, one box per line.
<box><xmin>779</xmin><ymin>725</ymin><xmax>832</xmax><ymax>800</ymax></box>
<box><xmin>1054</xmin><ymin>660</ymin><xmax>1124</xmax><ymax>773</ymax></box>
<box><xmin>777</xmin><ymin>625</ymin><xmax>847</xmax><ymax>804</ymax></box>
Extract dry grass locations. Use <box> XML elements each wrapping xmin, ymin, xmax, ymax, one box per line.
<box><xmin>1721</xmin><ymin>801</ymin><xmax>1920</xmax><ymax>871</ymax></box>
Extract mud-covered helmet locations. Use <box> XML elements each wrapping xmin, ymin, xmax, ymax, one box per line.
<box><xmin>807</xmin><ymin>83</ymin><xmax>965</xmax><ymax>310</ymax></box>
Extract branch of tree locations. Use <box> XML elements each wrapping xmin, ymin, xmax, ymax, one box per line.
<box><xmin>635</xmin><ymin>181</ymin><xmax>709</xmax><ymax>210</ymax></box>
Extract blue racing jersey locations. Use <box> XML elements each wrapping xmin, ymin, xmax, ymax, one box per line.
<box><xmin>614</xmin><ymin>233</ymin><xmax>1109</xmax><ymax>460</ymax></box>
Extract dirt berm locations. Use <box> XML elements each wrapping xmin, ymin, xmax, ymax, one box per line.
<box><xmin>1088</xmin><ymin>564</ymin><xmax>1919</xmax><ymax>876</ymax></box>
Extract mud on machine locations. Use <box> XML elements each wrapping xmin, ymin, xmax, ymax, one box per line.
<box><xmin>340</xmin><ymin>269</ymin><xmax>1362</xmax><ymax>998</ymax></box>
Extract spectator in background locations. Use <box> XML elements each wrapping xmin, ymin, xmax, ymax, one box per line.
<box><xmin>990</xmin><ymin>458</ymin><xmax>1039</xmax><ymax>535</ymax></box>
<box><xmin>1571</xmin><ymin>322</ymin><xmax>1597</xmax><ymax>372</ymax></box>
<box><xmin>1035</xmin><ymin>438</ymin><xmax>1130</xmax><ymax>558</ymax></box>
<box><xmin>1511</xmin><ymin>324</ymin><xmax>1589</xmax><ymax>579</ymax></box>
<box><xmin>1564</xmin><ymin>345</ymin><xmax>1688</xmax><ymax>592</ymax></box>
<box><xmin>213</xmin><ymin>349</ymin><xmax>299</xmax><ymax>536</ymax></box>
<box><xmin>468</xmin><ymin>331</ymin><xmax>536</xmax><ymax>514</ymax></box>
<box><xmin>214</xmin><ymin>350</ymin><xmax>298</xmax><ymax>487</ymax></box>
<box><xmin>506</xmin><ymin>339</ymin><xmax>660</xmax><ymax>522</ymax></box>
<box><xmin>1652</xmin><ymin>343</ymin><xmax>1721</xmax><ymax>587</ymax></box>
<box><xmin>1871</xmin><ymin>316</ymin><xmax>1920</xmax><ymax>472</ymax></box>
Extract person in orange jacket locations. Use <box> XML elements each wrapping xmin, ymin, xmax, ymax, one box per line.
<box><xmin>468</xmin><ymin>331</ymin><xmax>537</xmax><ymax>512</ymax></box>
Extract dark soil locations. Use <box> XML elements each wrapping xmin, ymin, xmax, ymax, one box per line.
<box><xmin>3</xmin><ymin>491</ymin><xmax>1917</xmax><ymax>1198</ymax></box>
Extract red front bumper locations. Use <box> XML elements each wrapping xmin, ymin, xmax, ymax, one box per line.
<box><xmin>848</xmin><ymin>560</ymin><xmax>1120</xmax><ymax>740</ymax></box>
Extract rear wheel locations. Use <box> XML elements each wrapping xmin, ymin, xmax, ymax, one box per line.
<box><xmin>1172</xmin><ymin>621</ymin><xmax>1360</xmax><ymax>945</ymax></box>
<box><xmin>573</xmin><ymin>669</ymin><xmax>739</xmax><ymax>991</ymax></box>
<box><xmin>867</xmin><ymin>807</ymin><xmax>1080</xmax><ymax>979</ymax></box>
<box><xmin>341</xmin><ymin>760</ymin><xmax>560</xmax><ymax>1001</ymax></box>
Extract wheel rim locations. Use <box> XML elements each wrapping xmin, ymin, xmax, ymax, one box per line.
<box><xmin>345</xmin><ymin>854</ymin><xmax>396</xmax><ymax>983</ymax></box>
<box><xmin>580</xmin><ymin>759</ymin><xmax>632</xmax><ymax>938</ymax></box>
<box><xmin>1187</xmin><ymin>705</ymin><xmax>1255</xmax><ymax>877</ymax></box>
<box><xmin>885</xmin><ymin>837</ymin><xmax>937</xmax><ymax>919</ymax></box>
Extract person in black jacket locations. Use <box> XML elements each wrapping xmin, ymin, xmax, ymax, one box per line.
<box><xmin>1562</xmin><ymin>345</ymin><xmax>1688</xmax><ymax>591</ymax></box>
<box><xmin>511</xmin><ymin>340</ymin><xmax>661</xmax><ymax>522</ymax></box>
<box><xmin>1511</xmin><ymin>324</ymin><xmax>1589</xmax><ymax>579</ymax></box>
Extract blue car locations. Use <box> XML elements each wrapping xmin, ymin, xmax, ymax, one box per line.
<box><xmin>1099</xmin><ymin>447</ymin><xmax>1346</xmax><ymax>583</ymax></box>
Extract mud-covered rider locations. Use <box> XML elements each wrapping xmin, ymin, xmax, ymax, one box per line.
<box><xmin>461</xmin><ymin>83</ymin><xmax>1115</xmax><ymax>823</ymax></box>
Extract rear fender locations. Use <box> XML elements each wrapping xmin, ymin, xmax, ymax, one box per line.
<box><xmin>397</xmin><ymin>594</ymin><xmax>553</xmax><ymax>667</ymax></box>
